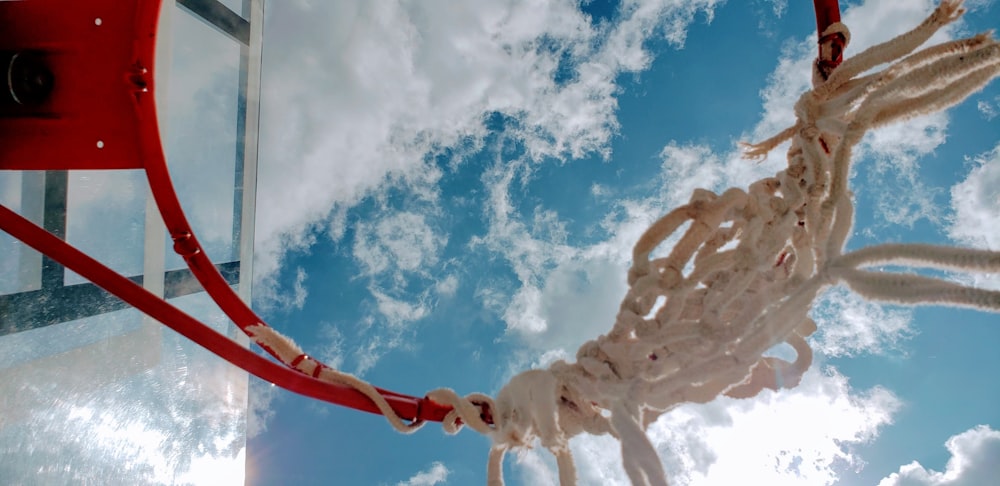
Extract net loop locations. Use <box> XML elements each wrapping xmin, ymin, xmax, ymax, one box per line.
<box><xmin>423</xmin><ymin>388</ymin><xmax>497</xmax><ymax>436</ymax></box>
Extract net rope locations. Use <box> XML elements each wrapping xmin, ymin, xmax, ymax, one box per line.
<box><xmin>247</xmin><ymin>2</ymin><xmax>1000</xmax><ymax>484</ymax></box>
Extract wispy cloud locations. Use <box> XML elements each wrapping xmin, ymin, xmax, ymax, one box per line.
<box><xmin>353</xmin><ymin>322</ymin><xmax>409</xmax><ymax>376</ymax></box>
<box><xmin>370</xmin><ymin>288</ymin><xmax>431</xmax><ymax>327</ymax></box>
<box><xmin>342</xmin><ymin>209</ymin><xmax>446</xmax><ymax>372</ymax></box>
<box><xmin>353</xmin><ymin>211</ymin><xmax>446</xmax><ymax>280</ymax></box>
<box><xmin>434</xmin><ymin>274</ymin><xmax>459</xmax><ymax>298</ymax></box>
<box><xmin>397</xmin><ymin>461</ymin><xmax>450</xmax><ymax>486</ymax></box>
<box><xmin>246</xmin><ymin>0</ymin><xmax>992</xmax><ymax>481</ymax></box>
<box><xmin>811</xmin><ymin>288</ymin><xmax>915</xmax><ymax>358</ymax></box>
<box><xmin>947</xmin><ymin>142</ymin><xmax>1000</xmax><ymax>289</ymax></box>
<box><xmin>770</xmin><ymin>0</ymin><xmax>788</xmax><ymax>17</ymax></box>
<box><xmin>254</xmin><ymin>266</ymin><xmax>309</xmax><ymax>313</ymax></box>
<box><xmin>316</xmin><ymin>323</ymin><xmax>346</xmax><ymax>370</ymax></box>
<box><xmin>861</xmin><ymin>113</ymin><xmax>950</xmax><ymax>227</ymax></box>
<box><xmin>978</xmin><ymin>96</ymin><xmax>1000</xmax><ymax>120</ymax></box>
<box><xmin>877</xmin><ymin>426</ymin><xmax>1000</xmax><ymax>486</ymax></box>
<box><xmin>948</xmin><ymin>143</ymin><xmax>1000</xmax><ymax>250</ymax></box>
<box><xmin>473</xmin><ymin>157</ymin><xmax>627</xmax><ymax>354</ymax></box>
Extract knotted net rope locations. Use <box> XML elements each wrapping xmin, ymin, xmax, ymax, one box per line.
<box><xmin>249</xmin><ymin>2</ymin><xmax>1000</xmax><ymax>485</ymax></box>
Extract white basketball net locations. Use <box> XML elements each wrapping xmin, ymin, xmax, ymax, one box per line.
<box><xmin>250</xmin><ymin>2</ymin><xmax>1000</xmax><ymax>485</ymax></box>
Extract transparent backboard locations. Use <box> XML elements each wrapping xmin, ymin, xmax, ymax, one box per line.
<box><xmin>0</xmin><ymin>1</ymin><xmax>263</xmax><ymax>484</ymax></box>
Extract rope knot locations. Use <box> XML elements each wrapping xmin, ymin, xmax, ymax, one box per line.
<box><xmin>487</xmin><ymin>369</ymin><xmax>583</xmax><ymax>486</ymax></box>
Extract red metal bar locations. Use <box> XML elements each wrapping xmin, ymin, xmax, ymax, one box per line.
<box><xmin>813</xmin><ymin>0</ymin><xmax>845</xmax><ymax>80</ymax></box>
<box><xmin>813</xmin><ymin>0</ymin><xmax>841</xmax><ymax>35</ymax></box>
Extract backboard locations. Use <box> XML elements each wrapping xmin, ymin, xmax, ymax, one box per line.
<box><xmin>0</xmin><ymin>1</ymin><xmax>263</xmax><ymax>483</ymax></box>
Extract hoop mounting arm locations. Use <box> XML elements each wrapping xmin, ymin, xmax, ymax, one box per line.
<box><xmin>813</xmin><ymin>0</ymin><xmax>846</xmax><ymax>80</ymax></box>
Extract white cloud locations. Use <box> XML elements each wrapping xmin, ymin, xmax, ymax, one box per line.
<box><xmin>397</xmin><ymin>461</ymin><xmax>450</xmax><ymax>486</ymax></box>
<box><xmin>371</xmin><ymin>288</ymin><xmax>431</xmax><ymax>327</ymax></box>
<box><xmin>978</xmin><ymin>97</ymin><xmax>1000</xmax><ymax>120</ymax></box>
<box><xmin>353</xmin><ymin>212</ymin><xmax>446</xmax><ymax>278</ymax></box>
<box><xmin>948</xmin><ymin>143</ymin><xmax>1000</xmax><ymax>250</ymax></box>
<box><xmin>810</xmin><ymin>287</ymin><xmax>915</xmax><ymax>357</ymax></box>
<box><xmin>878</xmin><ymin>426</ymin><xmax>1000</xmax><ymax>486</ymax></box>
<box><xmin>434</xmin><ymin>274</ymin><xmax>459</xmax><ymax>298</ymax></box>
<box><xmin>296</xmin><ymin>206</ymin><xmax>455</xmax><ymax>375</ymax></box>
<box><xmin>316</xmin><ymin>324</ymin><xmax>346</xmax><ymax>370</ymax></box>
<box><xmin>964</xmin><ymin>0</ymin><xmax>998</xmax><ymax>12</ymax></box>
<box><xmin>656</xmin><ymin>142</ymin><xmax>778</xmax><ymax>207</ymax></box>
<box><xmin>516</xmin><ymin>368</ymin><xmax>901</xmax><ymax>485</ymax></box>
<box><xmin>346</xmin><ymin>315</ymin><xmax>411</xmax><ymax>376</ymax></box>
<box><xmin>289</xmin><ymin>267</ymin><xmax>308</xmax><ymax>308</ymax></box>
<box><xmin>770</xmin><ymin>0</ymin><xmax>788</xmax><ymax>17</ymax></box>
<box><xmin>255</xmin><ymin>266</ymin><xmax>309</xmax><ymax>313</ymax></box>
<box><xmin>590</xmin><ymin>182</ymin><xmax>610</xmax><ymax>198</ymax></box>
<box><xmin>472</xmin><ymin>159</ymin><xmax>578</xmax><ymax>337</ymax></box>
<box><xmin>343</xmin><ymin>210</ymin><xmax>444</xmax><ymax>370</ymax></box>
<box><xmin>678</xmin><ymin>371</ymin><xmax>899</xmax><ymax>485</ymax></box>
<box><xmin>475</xmin><ymin>284</ymin><xmax>511</xmax><ymax>316</ymax></box>
<box><xmin>532</xmin><ymin>256</ymin><xmax>628</xmax><ymax>351</ymax></box>
<box><xmin>861</xmin><ymin>113</ymin><xmax>950</xmax><ymax>227</ymax></box>
<box><xmin>947</xmin><ymin>143</ymin><xmax>1000</xmax><ymax>289</ymax></box>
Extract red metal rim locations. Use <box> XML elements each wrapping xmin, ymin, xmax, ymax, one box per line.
<box><xmin>0</xmin><ymin>0</ymin><xmax>459</xmax><ymax>425</ymax></box>
<box><xmin>1</xmin><ymin>0</ymin><xmax>845</xmax><ymax>427</ymax></box>
<box><xmin>813</xmin><ymin>0</ymin><xmax>845</xmax><ymax>79</ymax></box>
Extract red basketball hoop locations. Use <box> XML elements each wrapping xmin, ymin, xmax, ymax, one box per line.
<box><xmin>0</xmin><ymin>0</ymin><xmax>844</xmax><ymax>442</ymax></box>
<box><xmin>0</xmin><ymin>0</ymin><xmax>459</xmax><ymax>426</ymax></box>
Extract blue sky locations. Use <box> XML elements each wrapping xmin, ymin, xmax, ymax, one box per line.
<box><xmin>245</xmin><ymin>1</ymin><xmax>1000</xmax><ymax>484</ymax></box>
